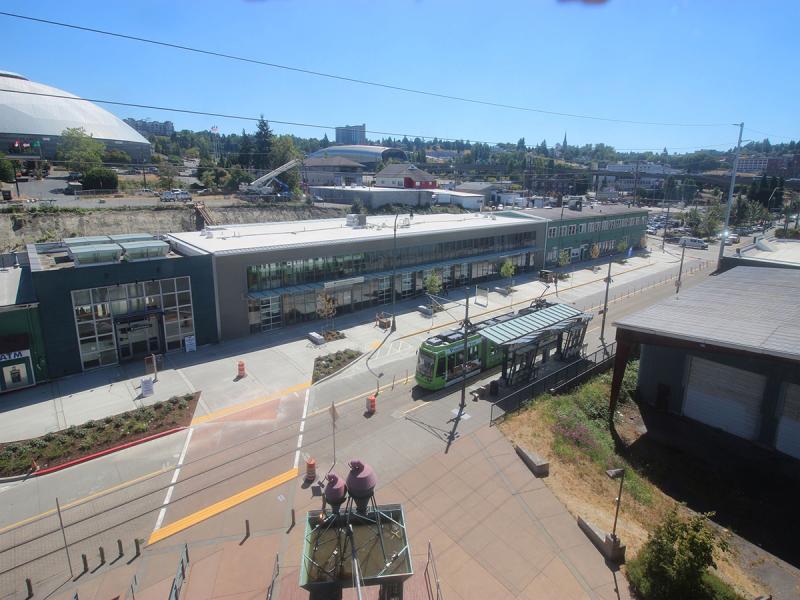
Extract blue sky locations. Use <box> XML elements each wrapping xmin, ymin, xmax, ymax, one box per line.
<box><xmin>3</xmin><ymin>0</ymin><xmax>799</xmax><ymax>153</ymax></box>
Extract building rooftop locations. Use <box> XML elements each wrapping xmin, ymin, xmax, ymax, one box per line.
<box><xmin>302</xmin><ymin>156</ymin><xmax>366</xmax><ymax>169</ymax></box>
<box><xmin>375</xmin><ymin>163</ymin><xmax>435</xmax><ymax>182</ymax></box>
<box><xmin>307</xmin><ymin>145</ymin><xmax>406</xmax><ymax>164</ymax></box>
<box><xmin>455</xmin><ymin>181</ymin><xmax>500</xmax><ymax>192</ymax></box>
<box><xmin>0</xmin><ymin>266</ymin><xmax>36</xmax><ymax>307</ymax></box>
<box><xmin>739</xmin><ymin>239</ymin><xmax>800</xmax><ymax>267</ymax></box>
<box><xmin>507</xmin><ymin>204</ymin><xmax>647</xmax><ymax>221</ymax></box>
<box><xmin>166</xmin><ymin>213</ymin><xmax>541</xmax><ymax>256</ymax></box>
<box><xmin>614</xmin><ymin>266</ymin><xmax>800</xmax><ymax>363</ymax></box>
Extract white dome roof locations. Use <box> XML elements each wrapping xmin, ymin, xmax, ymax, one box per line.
<box><xmin>0</xmin><ymin>72</ymin><xmax>149</xmax><ymax>145</ymax></box>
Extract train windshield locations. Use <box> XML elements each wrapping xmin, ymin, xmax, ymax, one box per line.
<box><xmin>417</xmin><ymin>350</ymin><xmax>436</xmax><ymax>378</ymax></box>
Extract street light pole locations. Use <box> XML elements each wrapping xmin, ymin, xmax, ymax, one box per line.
<box><xmin>717</xmin><ymin>122</ymin><xmax>745</xmax><ymax>271</ymax></box>
<box><xmin>606</xmin><ymin>468</ymin><xmax>625</xmax><ymax>540</ymax></box>
<box><xmin>390</xmin><ymin>213</ymin><xmax>398</xmax><ymax>333</ymax></box>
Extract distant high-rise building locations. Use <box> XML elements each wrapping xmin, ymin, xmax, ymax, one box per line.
<box><xmin>123</xmin><ymin>118</ymin><xmax>175</xmax><ymax>137</ymax></box>
<box><xmin>335</xmin><ymin>124</ymin><xmax>366</xmax><ymax>145</ymax></box>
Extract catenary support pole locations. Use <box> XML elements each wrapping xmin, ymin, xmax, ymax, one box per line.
<box><xmin>599</xmin><ymin>259</ymin><xmax>612</xmax><ymax>346</ymax></box>
<box><xmin>56</xmin><ymin>497</ymin><xmax>74</xmax><ymax>578</ymax></box>
<box><xmin>717</xmin><ymin>122</ymin><xmax>744</xmax><ymax>271</ymax></box>
<box><xmin>459</xmin><ymin>287</ymin><xmax>470</xmax><ymax>414</ymax></box>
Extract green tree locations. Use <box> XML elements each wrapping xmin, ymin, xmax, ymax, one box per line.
<box><xmin>558</xmin><ymin>249</ymin><xmax>571</xmax><ymax>267</ymax></box>
<box><xmin>731</xmin><ymin>195</ymin><xmax>748</xmax><ymax>225</ymax></box>
<box><xmin>225</xmin><ymin>165</ymin><xmax>252</xmax><ymax>192</ymax></box>
<box><xmin>423</xmin><ymin>271</ymin><xmax>442</xmax><ymax>297</ymax></box>
<box><xmin>81</xmin><ymin>167</ymin><xmax>118</xmax><ymax>190</ymax></box>
<box><xmin>59</xmin><ymin>127</ymin><xmax>105</xmax><ymax>172</ymax></box>
<box><xmin>157</xmin><ymin>164</ymin><xmax>178</xmax><ymax>190</ymax></box>
<box><xmin>350</xmin><ymin>198</ymin><xmax>364</xmax><ymax>214</ymax></box>
<box><xmin>627</xmin><ymin>507</ymin><xmax>730</xmax><ymax>600</ymax></box>
<box><xmin>103</xmin><ymin>149</ymin><xmax>131</xmax><ymax>164</ymax></box>
<box><xmin>315</xmin><ymin>291</ymin><xmax>337</xmax><ymax>333</ymax></box>
<box><xmin>320</xmin><ymin>133</ymin><xmax>330</xmax><ymax>148</ymax></box>
<box><xmin>253</xmin><ymin>115</ymin><xmax>273</xmax><ymax>171</ymax></box>
<box><xmin>0</xmin><ymin>157</ymin><xmax>14</xmax><ymax>183</ymax></box>
<box><xmin>685</xmin><ymin>207</ymin><xmax>703</xmax><ymax>235</ymax></box>
<box><xmin>500</xmin><ymin>258</ymin><xmax>515</xmax><ymax>289</ymax></box>
<box><xmin>516</xmin><ymin>137</ymin><xmax>526</xmax><ymax>152</ymax></box>
<box><xmin>616</xmin><ymin>239</ymin><xmax>628</xmax><ymax>255</ymax></box>
<box><xmin>238</xmin><ymin>130</ymin><xmax>253</xmax><ymax>169</ymax></box>
<box><xmin>267</xmin><ymin>135</ymin><xmax>301</xmax><ymax>191</ymax></box>
<box><xmin>700</xmin><ymin>205</ymin><xmax>722</xmax><ymax>239</ymax></box>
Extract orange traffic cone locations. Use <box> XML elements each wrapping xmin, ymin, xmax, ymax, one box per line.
<box><xmin>305</xmin><ymin>457</ymin><xmax>317</xmax><ymax>482</ymax></box>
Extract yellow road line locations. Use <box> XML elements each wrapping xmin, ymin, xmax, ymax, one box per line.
<box><xmin>147</xmin><ymin>467</ymin><xmax>299</xmax><ymax>545</ymax></box>
<box><xmin>369</xmin><ymin>340</ymin><xmax>381</xmax><ymax>350</ymax></box>
<box><xmin>191</xmin><ymin>381</ymin><xmax>310</xmax><ymax>425</ymax></box>
<box><xmin>0</xmin><ymin>467</ymin><xmax>169</xmax><ymax>534</ymax></box>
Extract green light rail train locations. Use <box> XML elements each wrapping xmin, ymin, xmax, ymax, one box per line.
<box><xmin>415</xmin><ymin>300</ymin><xmax>589</xmax><ymax>391</ymax></box>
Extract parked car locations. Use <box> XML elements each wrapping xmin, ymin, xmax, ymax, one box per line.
<box><xmin>679</xmin><ymin>236</ymin><xmax>708</xmax><ymax>249</ymax></box>
<box><xmin>160</xmin><ymin>191</ymin><xmax>175</xmax><ymax>202</ymax></box>
<box><xmin>727</xmin><ymin>233</ymin><xmax>740</xmax><ymax>244</ymax></box>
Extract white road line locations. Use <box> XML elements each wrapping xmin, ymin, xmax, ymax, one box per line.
<box><xmin>293</xmin><ymin>388</ymin><xmax>312</xmax><ymax>470</ymax></box>
<box><xmin>152</xmin><ymin>427</ymin><xmax>193</xmax><ymax>532</ymax></box>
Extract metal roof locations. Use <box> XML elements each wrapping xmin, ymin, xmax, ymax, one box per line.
<box><xmin>69</xmin><ymin>243</ymin><xmax>122</xmax><ymax>255</ymax></box>
<box><xmin>108</xmin><ymin>233</ymin><xmax>155</xmax><ymax>243</ymax></box>
<box><xmin>119</xmin><ymin>240</ymin><xmax>168</xmax><ymax>251</ymax></box>
<box><xmin>64</xmin><ymin>235</ymin><xmax>112</xmax><ymax>247</ymax></box>
<box><xmin>614</xmin><ymin>266</ymin><xmax>800</xmax><ymax>362</ymax></box>
<box><xmin>480</xmin><ymin>303</ymin><xmax>584</xmax><ymax>345</ymax></box>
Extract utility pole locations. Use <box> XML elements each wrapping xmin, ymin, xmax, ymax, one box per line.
<box><xmin>675</xmin><ymin>244</ymin><xmax>686</xmax><ymax>295</ymax></box>
<box><xmin>599</xmin><ymin>258</ymin><xmax>612</xmax><ymax>347</ymax></box>
<box><xmin>717</xmin><ymin>122</ymin><xmax>744</xmax><ymax>271</ymax></box>
<box><xmin>661</xmin><ymin>182</ymin><xmax>671</xmax><ymax>252</ymax></box>
<box><xmin>458</xmin><ymin>287</ymin><xmax>470</xmax><ymax>415</ymax></box>
<box><xmin>632</xmin><ymin>159</ymin><xmax>641</xmax><ymax>206</ymax></box>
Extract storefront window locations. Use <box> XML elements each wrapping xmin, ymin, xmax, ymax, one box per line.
<box><xmin>71</xmin><ymin>276</ymin><xmax>195</xmax><ymax>370</ymax></box>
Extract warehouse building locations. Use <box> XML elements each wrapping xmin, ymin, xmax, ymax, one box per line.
<box><xmin>167</xmin><ymin>213</ymin><xmax>548</xmax><ymax>339</ymax></box>
<box><xmin>610</xmin><ymin>266</ymin><xmax>800</xmax><ymax>461</ymax></box>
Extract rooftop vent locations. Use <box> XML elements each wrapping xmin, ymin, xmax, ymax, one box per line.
<box><xmin>346</xmin><ymin>213</ymin><xmax>367</xmax><ymax>228</ymax></box>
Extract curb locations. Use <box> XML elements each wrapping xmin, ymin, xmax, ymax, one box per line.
<box><xmin>0</xmin><ymin>426</ymin><xmax>187</xmax><ymax>482</ymax></box>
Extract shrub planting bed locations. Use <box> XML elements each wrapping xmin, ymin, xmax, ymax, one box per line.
<box><xmin>0</xmin><ymin>393</ymin><xmax>199</xmax><ymax>477</ymax></box>
<box><xmin>312</xmin><ymin>349</ymin><xmax>362</xmax><ymax>382</ymax></box>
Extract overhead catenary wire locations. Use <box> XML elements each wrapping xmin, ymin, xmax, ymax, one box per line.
<box><xmin>0</xmin><ymin>10</ymin><xmax>733</xmax><ymax>128</ymax></box>
<box><xmin>0</xmin><ymin>87</ymin><xmax>747</xmax><ymax>156</ymax></box>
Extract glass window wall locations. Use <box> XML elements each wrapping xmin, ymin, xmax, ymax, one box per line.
<box><xmin>71</xmin><ymin>276</ymin><xmax>195</xmax><ymax>371</ymax></box>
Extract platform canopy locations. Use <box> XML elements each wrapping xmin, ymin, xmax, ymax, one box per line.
<box><xmin>479</xmin><ymin>303</ymin><xmax>584</xmax><ymax>346</ymax></box>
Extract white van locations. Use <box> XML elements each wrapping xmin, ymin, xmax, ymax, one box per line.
<box><xmin>679</xmin><ymin>236</ymin><xmax>708</xmax><ymax>249</ymax></box>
